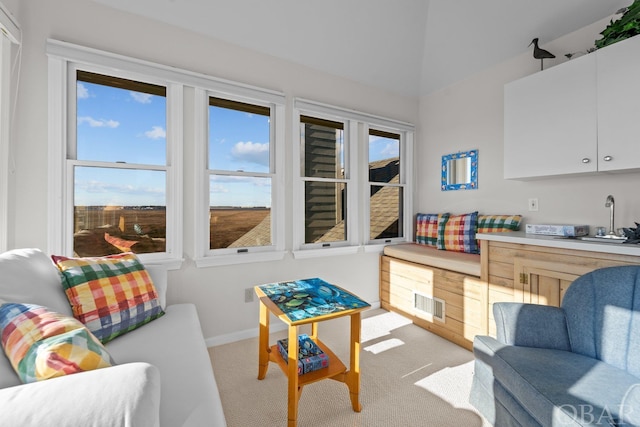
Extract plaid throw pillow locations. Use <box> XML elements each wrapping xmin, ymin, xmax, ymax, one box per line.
<box><xmin>0</xmin><ymin>303</ymin><xmax>114</xmax><ymax>383</ymax></box>
<box><xmin>439</xmin><ymin>211</ymin><xmax>479</xmax><ymax>254</ymax></box>
<box><xmin>52</xmin><ymin>253</ymin><xmax>164</xmax><ymax>344</ymax></box>
<box><xmin>416</xmin><ymin>213</ymin><xmax>449</xmax><ymax>247</ymax></box>
<box><xmin>477</xmin><ymin>214</ymin><xmax>522</xmax><ymax>233</ymax></box>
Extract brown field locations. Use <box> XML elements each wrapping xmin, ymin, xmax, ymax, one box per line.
<box><xmin>73</xmin><ymin>206</ymin><xmax>269</xmax><ymax>256</ymax></box>
<box><xmin>210</xmin><ymin>208</ymin><xmax>270</xmax><ymax>249</ymax></box>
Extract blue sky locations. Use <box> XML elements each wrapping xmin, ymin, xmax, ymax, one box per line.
<box><xmin>76</xmin><ymin>81</ymin><xmax>399</xmax><ymax>207</ymax></box>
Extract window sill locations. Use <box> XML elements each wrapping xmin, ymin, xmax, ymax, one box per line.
<box><xmin>292</xmin><ymin>245</ymin><xmax>359</xmax><ymax>259</ymax></box>
<box><xmin>139</xmin><ymin>256</ymin><xmax>184</xmax><ymax>271</ymax></box>
<box><xmin>363</xmin><ymin>239</ymin><xmax>409</xmax><ymax>254</ymax></box>
<box><xmin>195</xmin><ymin>250</ymin><xmax>286</xmax><ymax>268</ymax></box>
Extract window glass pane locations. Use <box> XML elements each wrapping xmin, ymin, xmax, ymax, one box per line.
<box><xmin>370</xmin><ymin>185</ymin><xmax>403</xmax><ymax>240</ymax></box>
<box><xmin>369</xmin><ymin>131</ymin><xmax>400</xmax><ymax>183</ymax></box>
<box><xmin>209</xmin><ymin>99</ymin><xmax>270</xmax><ymax>174</ymax></box>
<box><xmin>304</xmin><ymin>181</ymin><xmax>346</xmax><ymax>244</ymax></box>
<box><xmin>73</xmin><ymin>166</ymin><xmax>166</xmax><ymax>256</ymax></box>
<box><xmin>209</xmin><ymin>175</ymin><xmax>271</xmax><ymax>249</ymax></box>
<box><xmin>300</xmin><ymin>116</ymin><xmax>344</xmax><ymax>179</ymax></box>
<box><xmin>76</xmin><ymin>72</ymin><xmax>166</xmax><ymax>165</ymax></box>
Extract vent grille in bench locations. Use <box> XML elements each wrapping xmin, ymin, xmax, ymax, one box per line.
<box><xmin>413</xmin><ymin>292</ymin><xmax>445</xmax><ymax>322</ymax></box>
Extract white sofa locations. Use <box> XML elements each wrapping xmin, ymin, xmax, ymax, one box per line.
<box><xmin>0</xmin><ymin>248</ymin><xmax>227</xmax><ymax>427</ymax></box>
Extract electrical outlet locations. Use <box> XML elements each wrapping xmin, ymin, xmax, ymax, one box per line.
<box><xmin>244</xmin><ymin>287</ymin><xmax>254</xmax><ymax>303</ymax></box>
<box><xmin>528</xmin><ymin>198</ymin><xmax>539</xmax><ymax>212</ymax></box>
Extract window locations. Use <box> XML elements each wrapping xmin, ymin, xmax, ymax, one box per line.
<box><xmin>300</xmin><ymin>115</ymin><xmax>349</xmax><ymax>245</ymax></box>
<box><xmin>368</xmin><ymin>128</ymin><xmax>404</xmax><ymax>243</ymax></box>
<box><xmin>209</xmin><ymin>97</ymin><xmax>272</xmax><ymax>250</ymax></box>
<box><xmin>47</xmin><ymin>41</ymin><xmax>183</xmax><ymax>265</ymax></box>
<box><xmin>194</xmin><ymin>89</ymin><xmax>285</xmax><ymax>266</ymax></box>
<box><xmin>72</xmin><ymin>71</ymin><xmax>169</xmax><ymax>257</ymax></box>
<box><xmin>49</xmin><ymin>40</ymin><xmax>286</xmax><ymax>267</ymax></box>
<box><xmin>293</xmin><ymin>99</ymin><xmax>414</xmax><ymax>257</ymax></box>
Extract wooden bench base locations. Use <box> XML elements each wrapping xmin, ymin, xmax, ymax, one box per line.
<box><xmin>380</xmin><ymin>255</ymin><xmax>488</xmax><ymax>351</ymax></box>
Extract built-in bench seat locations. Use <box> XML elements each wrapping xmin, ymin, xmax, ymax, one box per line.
<box><xmin>383</xmin><ymin>243</ymin><xmax>481</xmax><ymax>277</ymax></box>
<box><xmin>380</xmin><ymin>243</ymin><xmax>487</xmax><ymax>351</ymax></box>
<box><xmin>380</xmin><ymin>213</ymin><xmax>521</xmax><ymax>350</ymax></box>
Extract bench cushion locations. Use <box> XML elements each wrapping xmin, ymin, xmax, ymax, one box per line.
<box><xmin>383</xmin><ymin>243</ymin><xmax>480</xmax><ymax>277</ymax></box>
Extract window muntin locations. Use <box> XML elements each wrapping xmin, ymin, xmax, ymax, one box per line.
<box><xmin>299</xmin><ymin>115</ymin><xmax>349</xmax><ymax>246</ymax></box>
<box><xmin>207</xmin><ymin>96</ymin><xmax>274</xmax><ymax>251</ymax></box>
<box><xmin>72</xmin><ymin>70</ymin><xmax>169</xmax><ymax>257</ymax></box>
<box><xmin>368</xmin><ymin>129</ymin><xmax>403</xmax><ymax>242</ymax></box>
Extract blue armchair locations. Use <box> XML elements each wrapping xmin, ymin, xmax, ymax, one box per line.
<box><xmin>470</xmin><ymin>265</ymin><xmax>640</xmax><ymax>427</ymax></box>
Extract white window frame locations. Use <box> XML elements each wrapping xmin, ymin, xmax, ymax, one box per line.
<box><xmin>364</xmin><ymin>124</ymin><xmax>414</xmax><ymax>249</ymax></box>
<box><xmin>293</xmin><ymin>98</ymin><xmax>414</xmax><ymax>258</ymax></box>
<box><xmin>0</xmin><ymin>2</ymin><xmax>20</xmax><ymax>252</ymax></box>
<box><xmin>47</xmin><ymin>40</ymin><xmax>184</xmax><ymax>268</ymax></box>
<box><xmin>193</xmin><ymin>88</ymin><xmax>286</xmax><ymax>267</ymax></box>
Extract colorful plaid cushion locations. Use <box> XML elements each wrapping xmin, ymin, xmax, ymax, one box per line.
<box><xmin>0</xmin><ymin>303</ymin><xmax>114</xmax><ymax>383</ymax></box>
<box><xmin>52</xmin><ymin>253</ymin><xmax>164</xmax><ymax>344</ymax></box>
<box><xmin>477</xmin><ymin>214</ymin><xmax>522</xmax><ymax>233</ymax></box>
<box><xmin>438</xmin><ymin>211</ymin><xmax>479</xmax><ymax>254</ymax></box>
<box><xmin>416</xmin><ymin>213</ymin><xmax>449</xmax><ymax>247</ymax></box>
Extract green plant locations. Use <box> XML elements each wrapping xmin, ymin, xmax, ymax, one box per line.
<box><xmin>622</xmin><ymin>222</ymin><xmax>640</xmax><ymax>244</ymax></box>
<box><xmin>596</xmin><ymin>0</ymin><xmax>640</xmax><ymax>49</ymax></box>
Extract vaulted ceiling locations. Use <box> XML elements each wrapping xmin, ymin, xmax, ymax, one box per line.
<box><xmin>86</xmin><ymin>0</ymin><xmax>630</xmax><ymax>97</ymax></box>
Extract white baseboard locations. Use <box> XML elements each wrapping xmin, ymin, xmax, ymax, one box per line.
<box><xmin>206</xmin><ymin>301</ymin><xmax>381</xmax><ymax>348</ymax></box>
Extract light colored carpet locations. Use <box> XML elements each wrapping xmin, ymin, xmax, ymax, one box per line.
<box><xmin>209</xmin><ymin>309</ymin><xmax>491</xmax><ymax>427</ymax></box>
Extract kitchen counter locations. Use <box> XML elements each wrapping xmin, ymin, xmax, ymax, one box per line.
<box><xmin>477</xmin><ymin>231</ymin><xmax>640</xmax><ymax>257</ymax></box>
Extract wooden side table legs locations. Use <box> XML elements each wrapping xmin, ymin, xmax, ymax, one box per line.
<box><xmin>287</xmin><ymin>324</ymin><xmax>300</xmax><ymax>427</ymax></box>
<box><xmin>346</xmin><ymin>312</ymin><xmax>362</xmax><ymax>412</ymax></box>
<box><xmin>257</xmin><ymin>300</ymin><xmax>270</xmax><ymax>380</ymax></box>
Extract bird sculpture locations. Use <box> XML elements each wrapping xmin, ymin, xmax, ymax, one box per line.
<box><xmin>529</xmin><ymin>38</ymin><xmax>555</xmax><ymax>70</ymax></box>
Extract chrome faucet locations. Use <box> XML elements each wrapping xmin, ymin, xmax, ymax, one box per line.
<box><xmin>605</xmin><ymin>195</ymin><xmax>615</xmax><ymax>235</ymax></box>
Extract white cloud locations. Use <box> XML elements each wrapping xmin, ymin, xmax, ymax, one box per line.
<box><xmin>210</xmin><ymin>184</ymin><xmax>229</xmax><ymax>194</ymax></box>
<box><xmin>144</xmin><ymin>126</ymin><xmax>166</xmax><ymax>139</ymax></box>
<box><xmin>130</xmin><ymin>92</ymin><xmax>152</xmax><ymax>104</ymax></box>
<box><xmin>381</xmin><ymin>142</ymin><xmax>399</xmax><ymax>157</ymax></box>
<box><xmin>74</xmin><ymin>180</ymin><xmax>165</xmax><ymax>206</ymax></box>
<box><xmin>78</xmin><ymin>116</ymin><xmax>119</xmax><ymax>128</ymax></box>
<box><xmin>231</xmin><ymin>141</ymin><xmax>269</xmax><ymax>166</ymax></box>
<box><xmin>77</xmin><ymin>83</ymin><xmax>89</xmax><ymax>99</ymax></box>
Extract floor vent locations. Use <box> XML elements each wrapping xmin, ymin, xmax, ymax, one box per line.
<box><xmin>413</xmin><ymin>292</ymin><xmax>445</xmax><ymax>322</ymax></box>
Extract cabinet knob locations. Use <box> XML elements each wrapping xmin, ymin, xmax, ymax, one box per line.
<box><xmin>582</xmin><ymin>158</ymin><xmax>590</xmax><ymax>164</ymax></box>
<box><xmin>603</xmin><ymin>155</ymin><xmax>613</xmax><ymax>162</ymax></box>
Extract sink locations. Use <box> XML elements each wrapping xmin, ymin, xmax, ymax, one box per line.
<box><xmin>554</xmin><ymin>236</ymin><xmax>627</xmax><ymax>244</ymax></box>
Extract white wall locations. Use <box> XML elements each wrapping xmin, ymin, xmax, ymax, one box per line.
<box><xmin>418</xmin><ymin>17</ymin><xmax>640</xmax><ymax>232</ymax></box>
<box><xmin>7</xmin><ymin>0</ymin><xmax>418</xmax><ymax>343</ymax></box>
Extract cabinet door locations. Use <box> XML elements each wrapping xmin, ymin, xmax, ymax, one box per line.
<box><xmin>504</xmin><ymin>53</ymin><xmax>598</xmax><ymax>179</ymax></box>
<box><xmin>597</xmin><ymin>35</ymin><xmax>640</xmax><ymax>172</ymax></box>
<box><xmin>513</xmin><ymin>258</ymin><xmax>592</xmax><ymax>307</ymax></box>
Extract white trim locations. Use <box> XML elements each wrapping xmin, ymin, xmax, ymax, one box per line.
<box><xmin>195</xmin><ymin>250</ymin><xmax>286</xmax><ymax>268</ymax></box>
<box><xmin>193</xmin><ymin>88</ymin><xmax>209</xmax><ymax>261</ymax></box>
<box><xmin>0</xmin><ymin>36</ymin><xmax>9</xmax><ymax>251</ymax></box>
<box><xmin>47</xmin><ymin>56</ymin><xmax>67</xmax><ymax>255</ymax></box>
<box><xmin>292</xmin><ymin>245</ymin><xmax>359</xmax><ymax>259</ymax></box>
<box><xmin>0</xmin><ymin>2</ymin><xmax>19</xmax><ymax>45</ymax></box>
<box><xmin>295</xmin><ymin>98</ymin><xmax>414</xmax><ymax>132</ymax></box>
<box><xmin>165</xmin><ymin>83</ymin><xmax>184</xmax><ymax>259</ymax></box>
<box><xmin>46</xmin><ymin>39</ymin><xmax>284</xmax><ymax>104</ymax></box>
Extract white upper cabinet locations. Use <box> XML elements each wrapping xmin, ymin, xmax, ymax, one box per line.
<box><xmin>504</xmin><ymin>35</ymin><xmax>640</xmax><ymax>180</ymax></box>
<box><xmin>504</xmin><ymin>53</ymin><xmax>597</xmax><ymax>179</ymax></box>
<box><xmin>596</xmin><ymin>35</ymin><xmax>640</xmax><ymax>173</ymax></box>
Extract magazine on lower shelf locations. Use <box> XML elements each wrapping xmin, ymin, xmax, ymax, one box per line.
<box><xmin>277</xmin><ymin>334</ymin><xmax>329</xmax><ymax>375</ymax></box>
